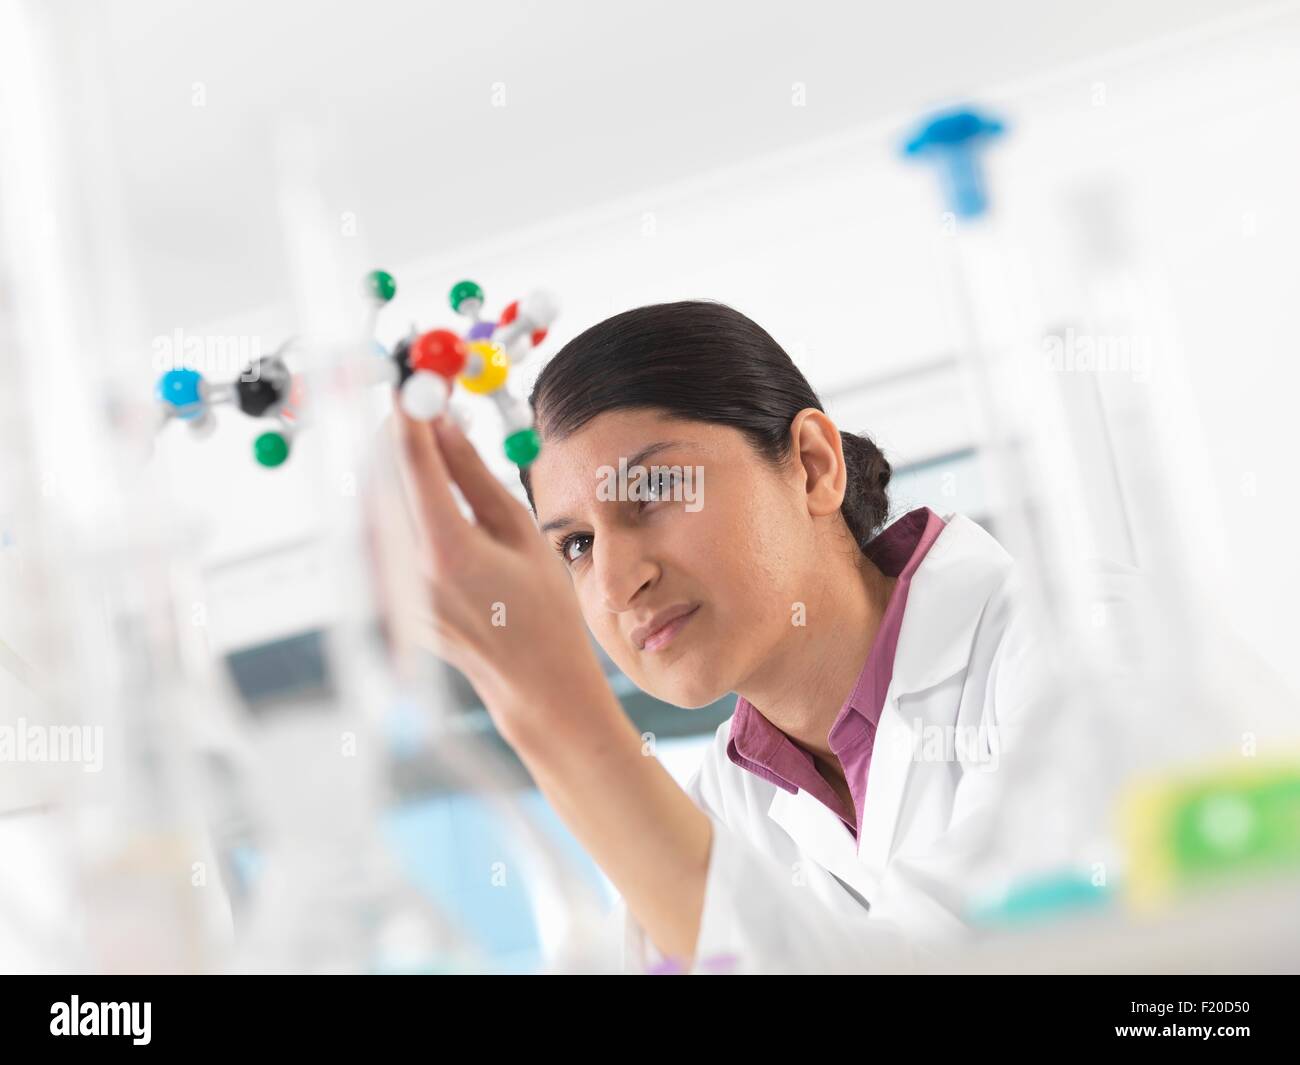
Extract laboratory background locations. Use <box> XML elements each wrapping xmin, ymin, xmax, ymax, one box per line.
<box><xmin>1</xmin><ymin>0</ymin><xmax>1298</xmax><ymax>975</ymax></box>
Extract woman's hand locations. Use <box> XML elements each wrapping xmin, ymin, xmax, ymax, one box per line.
<box><xmin>384</xmin><ymin>407</ymin><xmax>611</xmax><ymax>748</ymax></box>
<box><xmin>377</xmin><ymin>406</ymin><xmax>714</xmax><ymax>965</ymax></box>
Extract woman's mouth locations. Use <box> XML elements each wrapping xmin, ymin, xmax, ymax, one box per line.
<box><xmin>640</xmin><ymin>604</ymin><xmax>700</xmax><ymax>653</ymax></box>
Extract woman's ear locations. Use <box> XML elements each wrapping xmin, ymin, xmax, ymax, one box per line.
<box><xmin>788</xmin><ymin>408</ymin><xmax>847</xmax><ymax>518</ymax></box>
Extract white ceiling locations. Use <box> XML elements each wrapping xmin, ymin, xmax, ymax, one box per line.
<box><xmin>77</xmin><ymin>0</ymin><xmax>1259</xmax><ymax>328</ymax></box>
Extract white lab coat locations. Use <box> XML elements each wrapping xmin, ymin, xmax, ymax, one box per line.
<box><xmin>618</xmin><ymin>511</ymin><xmax>1099</xmax><ymax>975</ymax></box>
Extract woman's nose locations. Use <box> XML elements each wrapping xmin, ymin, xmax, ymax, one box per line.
<box><xmin>593</xmin><ymin>529</ymin><xmax>658</xmax><ymax>614</ymax></box>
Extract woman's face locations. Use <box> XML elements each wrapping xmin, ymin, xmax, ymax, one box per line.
<box><xmin>527</xmin><ymin>408</ymin><xmax>823</xmax><ymax>709</ymax></box>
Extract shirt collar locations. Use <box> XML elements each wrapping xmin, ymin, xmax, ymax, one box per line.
<box><xmin>726</xmin><ymin>506</ymin><xmax>948</xmax><ymax>817</ymax></box>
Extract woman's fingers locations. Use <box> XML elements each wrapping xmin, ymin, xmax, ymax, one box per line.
<box><xmin>431</xmin><ymin>415</ymin><xmax>533</xmax><ymax>545</ymax></box>
<box><xmin>390</xmin><ymin>404</ymin><xmax>470</xmax><ymax>562</ymax></box>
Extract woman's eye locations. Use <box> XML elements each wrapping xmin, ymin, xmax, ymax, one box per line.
<box><xmin>645</xmin><ymin>470</ymin><xmax>677</xmax><ymax>503</ymax></box>
<box><xmin>559</xmin><ymin>533</ymin><xmax>592</xmax><ymax>564</ymax></box>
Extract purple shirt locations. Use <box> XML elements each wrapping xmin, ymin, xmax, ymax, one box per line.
<box><xmin>726</xmin><ymin>506</ymin><xmax>947</xmax><ymax>845</ymax></box>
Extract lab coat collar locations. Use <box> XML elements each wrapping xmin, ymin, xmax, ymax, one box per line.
<box><xmin>766</xmin><ymin>513</ymin><xmax>1015</xmax><ymax>887</ymax></box>
<box><xmin>887</xmin><ymin>513</ymin><xmax>1014</xmax><ymax>698</ymax></box>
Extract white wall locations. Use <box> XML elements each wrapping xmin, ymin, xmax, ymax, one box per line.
<box><xmin>147</xmin><ymin>6</ymin><xmax>1300</xmax><ymax>687</ymax></box>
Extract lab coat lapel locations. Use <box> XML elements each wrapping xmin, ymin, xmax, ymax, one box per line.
<box><xmin>853</xmin><ymin>515</ymin><xmax>1015</xmax><ymax>872</ymax></box>
<box><xmin>767</xmin><ymin>785</ymin><xmax>873</xmax><ymax>897</ymax></box>
<box><xmin>853</xmin><ymin>702</ymin><xmax>917</xmax><ymax>872</ymax></box>
<box><xmin>760</xmin><ymin>516</ymin><xmax>1015</xmax><ymax>900</ymax></box>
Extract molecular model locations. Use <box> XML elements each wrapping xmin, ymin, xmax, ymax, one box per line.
<box><xmin>154</xmin><ymin>339</ymin><xmax>302</xmax><ymax>468</ymax></box>
<box><xmin>380</xmin><ymin>271</ymin><xmax>558</xmax><ymax>468</ymax></box>
<box><xmin>153</xmin><ymin>270</ymin><xmax>558</xmax><ymax>469</ymax></box>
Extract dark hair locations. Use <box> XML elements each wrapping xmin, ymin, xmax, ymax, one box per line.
<box><xmin>518</xmin><ymin>300</ymin><xmax>892</xmax><ymax>552</ymax></box>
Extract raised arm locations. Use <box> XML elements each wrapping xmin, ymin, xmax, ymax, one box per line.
<box><xmin>384</xmin><ymin>408</ymin><xmax>712</xmax><ymax>962</ymax></box>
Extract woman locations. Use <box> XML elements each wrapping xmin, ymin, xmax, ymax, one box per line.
<box><xmin>389</xmin><ymin>299</ymin><xmax>1048</xmax><ymax>974</ymax></box>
